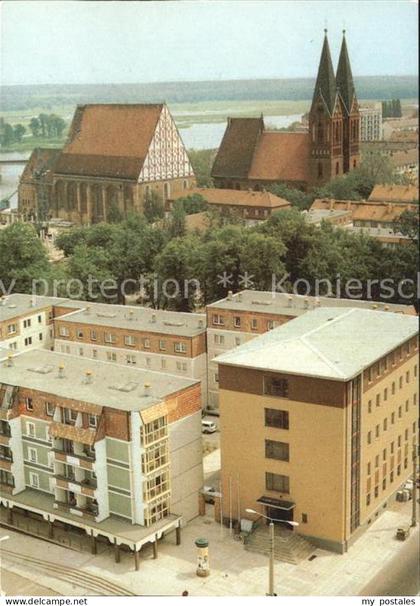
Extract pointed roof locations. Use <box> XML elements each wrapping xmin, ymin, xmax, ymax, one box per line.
<box><xmin>211</xmin><ymin>117</ymin><xmax>264</xmax><ymax>179</ymax></box>
<box><xmin>336</xmin><ymin>31</ymin><xmax>356</xmax><ymax>114</ymax></box>
<box><xmin>311</xmin><ymin>30</ymin><xmax>337</xmax><ymax>115</ymax></box>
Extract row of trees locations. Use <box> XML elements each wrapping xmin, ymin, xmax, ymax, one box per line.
<box><xmin>1</xmin><ymin>205</ymin><xmax>417</xmax><ymax>312</ymax></box>
<box><xmin>382</xmin><ymin>99</ymin><xmax>402</xmax><ymax>118</ymax></box>
<box><xmin>0</xmin><ymin>118</ymin><xmax>27</xmax><ymax>145</ymax></box>
<box><xmin>29</xmin><ymin>113</ymin><xmax>66</xmax><ymax>138</ymax></box>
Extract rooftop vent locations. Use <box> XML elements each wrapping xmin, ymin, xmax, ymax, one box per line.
<box><xmin>198</xmin><ymin>319</ymin><xmax>205</xmax><ymax>329</ymax></box>
<box><xmin>163</xmin><ymin>321</ymin><xmax>185</xmax><ymax>327</ymax></box>
<box><xmin>6</xmin><ymin>353</ymin><xmax>13</xmax><ymax>367</ymax></box>
<box><xmin>144</xmin><ymin>383</ymin><xmax>152</xmax><ymax>397</ymax></box>
<box><xmin>251</xmin><ymin>300</ymin><xmax>272</xmax><ymax>306</ymax></box>
<box><xmin>151</xmin><ymin>313</ymin><xmax>157</xmax><ymax>323</ymax></box>
<box><xmin>288</xmin><ymin>296</ymin><xmax>293</xmax><ymax>308</ymax></box>
<box><xmin>237</xmin><ymin>293</ymin><xmax>243</xmax><ymax>302</ymax></box>
<box><xmin>227</xmin><ymin>290</ymin><xmax>233</xmax><ymax>301</ymax></box>
<box><xmin>28</xmin><ymin>365</ymin><xmax>54</xmax><ymax>375</ymax></box>
<box><xmin>127</xmin><ymin>310</ymin><xmax>135</xmax><ymax>321</ymax></box>
<box><xmin>58</xmin><ymin>364</ymin><xmax>65</xmax><ymax>379</ymax></box>
<box><xmin>84</xmin><ymin>370</ymin><xmax>93</xmax><ymax>384</ymax></box>
<box><xmin>109</xmin><ymin>381</ymin><xmax>138</xmax><ymax>393</ymax></box>
<box><xmin>96</xmin><ymin>312</ymin><xmax>116</xmax><ymax>319</ymax></box>
<box><xmin>30</xmin><ymin>297</ymin><xmax>36</xmax><ymax>307</ymax></box>
<box><xmin>0</xmin><ymin>298</ymin><xmax>7</xmax><ymax>306</ymax></box>
<box><xmin>7</xmin><ymin>305</ymin><xmax>16</xmax><ymax>309</ymax></box>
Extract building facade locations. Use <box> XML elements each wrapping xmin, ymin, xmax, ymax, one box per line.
<box><xmin>212</xmin><ymin>31</ymin><xmax>360</xmax><ymax>191</ymax></box>
<box><xmin>360</xmin><ymin>105</ymin><xmax>383</xmax><ymax>141</ymax></box>
<box><xmin>215</xmin><ymin>308</ymin><xmax>418</xmax><ymax>553</ymax></box>
<box><xmin>206</xmin><ymin>290</ymin><xmax>415</xmax><ymax>413</ymax></box>
<box><xmin>18</xmin><ymin>148</ymin><xmax>61</xmax><ymax>222</ymax></box>
<box><xmin>50</xmin><ymin>104</ymin><xmax>195</xmax><ymax>225</ymax></box>
<box><xmin>0</xmin><ymin>349</ymin><xmax>203</xmax><ymax>562</ymax></box>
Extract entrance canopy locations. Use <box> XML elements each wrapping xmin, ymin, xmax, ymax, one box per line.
<box><xmin>257</xmin><ymin>496</ymin><xmax>295</xmax><ymax>511</ymax></box>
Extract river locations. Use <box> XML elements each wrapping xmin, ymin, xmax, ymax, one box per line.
<box><xmin>0</xmin><ymin>113</ymin><xmax>301</xmax><ymax>209</ymax></box>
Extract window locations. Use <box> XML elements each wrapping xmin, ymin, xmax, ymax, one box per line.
<box><xmin>376</xmin><ymin>394</ymin><xmax>380</xmax><ymax>407</ymax></box>
<box><xmin>104</xmin><ymin>332</ymin><xmax>116</xmax><ymax>344</ymax></box>
<box><xmin>366</xmin><ymin>494</ymin><xmax>371</xmax><ymax>506</ymax></box>
<box><xmin>384</xmin><ymin>388</ymin><xmax>388</xmax><ymax>402</ymax></box>
<box><xmin>212</xmin><ymin>314</ymin><xmax>224</xmax><ymax>326</ymax></box>
<box><xmin>235</xmin><ymin>337</ymin><xmax>241</xmax><ymax>346</ymax></box>
<box><xmin>392</xmin><ymin>382</ymin><xmax>395</xmax><ymax>395</ymax></box>
<box><xmin>28</xmin><ymin>447</ymin><xmax>37</xmax><ymax>463</ymax></box>
<box><xmin>64</xmin><ymin>408</ymin><xmax>78</xmax><ymax>425</ymax></box>
<box><xmin>24</xmin><ymin>337</ymin><xmax>33</xmax><ymax>346</ymax></box>
<box><xmin>125</xmin><ymin>335</ymin><xmax>136</xmax><ymax>346</ymax></box>
<box><xmin>38</xmin><ymin>315</ymin><xmax>42</xmax><ymax>323</ymax></box>
<box><xmin>89</xmin><ymin>415</ymin><xmax>97</xmax><ymax>428</ymax></box>
<box><xmin>90</xmin><ymin>330</ymin><xmax>97</xmax><ymax>341</ymax></box>
<box><xmin>142</xmin><ymin>338</ymin><xmax>151</xmax><ymax>349</ymax></box>
<box><xmin>23</xmin><ymin>319</ymin><xmax>31</xmax><ymax>328</ymax></box>
<box><xmin>375</xmin><ymin>425</ymin><xmax>380</xmax><ymax>438</ymax></box>
<box><xmin>391</xmin><ymin>412</ymin><xmax>395</xmax><ymax>424</ymax></box>
<box><xmin>367</xmin><ymin>462</ymin><xmax>371</xmax><ymax>475</ymax></box>
<box><xmin>7</xmin><ymin>323</ymin><xmax>17</xmax><ymax>335</ymax></box>
<box><xmin>161</xmin><ymin>359</ymin><xmax>166</xmax><ymax>370</ymax></box>
<box><xmin>214</xmin><ymin>334</ymin><xmax>225</xmax><ymax>345</ymax></box>
<box><xmin>146</xmin><ymin>358</ymin><xmax>151</xmax><ymax>368</ymax></box>
<box><xmin>79</xmin><ymin>347</ymin><xmax>84</xmax><ymax>356</ymax></box>
<box><xmin>399</xmin><ymin>376</ymin><xmax>403</xmax><ymax>389</ymax></box>
<box><xmin>375</xmin><ymin>455</ymin><xmax>379</xmax><ymax>468</ymax></box>
<box><xmin>390</xmin><ymin>441</ymin><xmax>394</xmax><ymax>454</ymax></box>
<box><xmin>76</xmin><ymin>329</ymin><xmax>83</xmax><ymax>339</ymax></box>
<box><xmin>414</xmin><ymin>365</ymin><xmax>418</xmax><ymax>378</ymax></box>
<box><xmin>368</xmin><ymin>400</ymin><xmax>372</xmax><ymax>413</ymax></box>
<box><xmin>176</xmin><ymin>361</ymin><xmax>187</xmax><ymax>372</ymax></box>
<box><xmin>266</xmin><ymin>472</ymin><xmax>289</xmax><ymax>494</ymax></box>
<box><xmin>367</xmin><ymin>431</ymin><xmax>372</xmax><ymax>445</ymax></box>
<box><xmin>159</xmin><ymin>340</ymin><xmax>166</xmax><ymax>351</ymax></box>
<box><xmin>234</xmin><ymin>316</ymin><xmax>241</xmax><ymax>328</ymax></box>
<box><xmin>39</xmin><ymin>333</ymin><xmax>43</xmax><ymax>341</ymax></box>
<box><xmin>382</xmin><ymin>479</ymin><xmax>386</xmax><ymax>491</ymax></box>
<box><xmin>404</xmin><ymin>428</ymin><xmax>409</xmax><ymax>440</ymax></box>
<box><xmin>374</xmin><ymin>486</ymin><xmax>379</xmax><ymax>498</ymax></box>
<box><xmin>406</xmin><ymin>371</ymin><xmax>410</xmax><ymax>383</ymax></box>
<box><xmin>265</xmin><ymin>440</ymin><xmax>289</xmax><ymax>461</ymax></box>
<box><xmin>405</xmin><ymin>400</ymin><xmax>409</xmax><ymax>412</ymax></box>
<box><xmin>398</xmin><ymin>435</ymin><xmax>402</xmax><ymax>447</ymax></box>
<box><xmin>267</xmin><ymin>320</ymin><xmax>274</xmax><ymax>330</ymax></box>
<box><xmin>174</xmin><ymin>342</ymin><xmax>187</xmax><ymax>354</ymax></box>
<box><xmin>383</xmin><ymin>448</ymin><xmax>387</xmax><ymax>461</ymax></box>
<box><xmin>59</xmin><ymin>326</ymin><xmax>69</xmax><ymax>337</ymax></box>
<box><xmin>383</xmin><ymin>418</ymin><xmax>388</xmax><ymax>431</ymax></box>
<box><xmin>29</xmin><ymin>472</ymin><xmax>39</xmax><ymax>488</ymax></box>
<box><xmin>126</xmin><ymin>354</ymin><xmax>136</xmax><ymax>365</ymax></box>
<box><xmin>301</xmin><ymin>513</ymin><xmax>308</xmax><ymax>523</ymax></box>
<box><xmin>45</xmin><ymin>402</ymin><xmax>54</xmax><ymax>416</ymax></box>
<box><xmin>25</xmin><ymin>398</ymin><xmax>33</xmax><ymax>411</ymax></box>
<box><xmin>214</xmin><ymin>373</ymin><xmax>219</xmax><ymax>383</ymax></box>
<box><xmin>398</xmin><ymin>406</ymin><xmax>402</xmax><ymax>418</ymax></box>
<box><xmin>390</xmin><ymin>471</ymin><xmax>394</xmax><ymax>483</ymax></box>
<box><xmin>251</xmin><ymin>318</ymin><xmax>258</xmax><ymax>330</ymax></box>
<box><xmin>264</xmin><ymin>377</ymin><xmax>288</xmax><ymax>398</ymax></box>
<box><xmin>265</xmin><ymin>408</ymin><xmax>289</xmax><ymax>430</ymax></box>
<box><xmin>107</xmin><ymin>352</ymin><xmax>117</xmax><ymax>362</ymax></box>
<box><xmin>92</xmin><ymin>349</ymin><xmax>98</xmax><ymax>359</ymax></box>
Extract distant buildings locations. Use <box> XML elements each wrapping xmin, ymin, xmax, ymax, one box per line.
<box><xmin>216</xmin><ymin>307</ymin><xmax>418</xmax><ymax>552</ymax></box>
<box><xmin>368</xmin><ymin>184</ymin><xmax>418</xmax><ymax>203</ymax></box>
<box><xmin>18</xmin><ymin>104</ymin><xmax>196</xmax><ymax>225</ymax></box>
<box><xmin>167</xmin><ymin>187</ymin><xmax>291</xmax><ymax>225</ymax></box>
<box><xmin>360</xmin><ymin>105</ymin><xmax>382</xmax><ymax>141</ymax></box>
<box><xmin>211</xmin><ymin>31</ymin><xmax>360</xmax><ymax>191</ymax></box>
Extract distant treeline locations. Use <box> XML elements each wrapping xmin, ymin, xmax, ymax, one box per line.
<box><xmin>1</xmin><ymin>76</ymin><xmax>417</xmax><ymax>110</ymax></box>
<box><xmin>381</xmin><ymin>99</ymin><xmax>402</xmax><ymax>118</ymax></box>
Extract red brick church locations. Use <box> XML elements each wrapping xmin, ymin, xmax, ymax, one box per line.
<box><xmin>211</xmin><ymin>31</ymin><xmax>360</xmax><ymax>191</ymax></box>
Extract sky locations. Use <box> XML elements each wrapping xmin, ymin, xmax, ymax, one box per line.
<box><xmin>1</xmin><ymin>0</ymin><xmax>418</xmax><ymax>86</ymax></box>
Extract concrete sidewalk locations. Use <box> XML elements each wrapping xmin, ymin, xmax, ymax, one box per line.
<box><xmin>1</xmin><ymin>496</ymin><xmax>418</xmax><ymax>596</ymax></box>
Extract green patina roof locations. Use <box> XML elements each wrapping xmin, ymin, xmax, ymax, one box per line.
<box><xmin>311</xmin><ymin>31</ymin><xmax>337</xmax><ymax>115</ymax></box>
<box><xmin>336</xmin><ymin>32</ymin><xmax>356</xmax><ymax>115</ymax></box>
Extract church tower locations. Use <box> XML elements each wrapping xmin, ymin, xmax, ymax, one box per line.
<box><xmin>309</xmin><ymin>30</ymin><xmax>344</xmax><ymax>186</ymax></box>
<box><xmin>336</xmin><ymin>30</ymin><xmax>360</xmax><ymax>173</ymax></box>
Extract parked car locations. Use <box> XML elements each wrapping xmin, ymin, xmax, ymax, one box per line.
<box><xmin>202</xmin><ymin>419</ymin><xmax>217</xmax><ymax>434</ymax></box>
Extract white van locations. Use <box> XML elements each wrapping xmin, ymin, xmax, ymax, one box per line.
<box><xmin>202</xmin><ymin>419</ymin><xmax>217</xmax><ymax>434</ymax></box>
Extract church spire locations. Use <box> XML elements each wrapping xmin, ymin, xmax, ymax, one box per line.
<box><xmin>311</xmin><ymin>30</ymin><xmax>337</xmax><ymax>116</ymax></box>
<box><xmin>336</xmin><ymin>30</ymin><xmax>355</xmax><ymax>115</ymax></box>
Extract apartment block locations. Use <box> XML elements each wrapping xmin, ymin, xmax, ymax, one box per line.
<box><xmin>0</xmin><ymin>294</ymin><xmax>208</xmax><ymax>407</ymax></box>
<box><xmin>215</xmin><ymin>308</ymin><xmax>418</xmax><ymax>553</ymax></box>
<box><xmin>206</xmin><ymin>290</ymin><xmax>415</xmax><ymax>412</ymax></box>
<box><xmin>0</xmin><ymin>349</ymin><xmax>203</xmax><ymax>564</ymax></box>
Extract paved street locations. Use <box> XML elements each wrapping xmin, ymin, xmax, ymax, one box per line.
<box><xmin>359</xmin><ymin>529</ymin><xmax>419</xmax><ymax>596</ymax></box>
<box><xmin>1</xmin><ymin>570</ymin><xmax>58</xmax><ymax>596</ymax></box>
<box><xmin>1</xmin><ymin>496</ymin><xmax>418</xmax><ymax>596</ymax></box>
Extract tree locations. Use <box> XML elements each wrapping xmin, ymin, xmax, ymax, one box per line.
<box><xmin>13</xmin><ymin>124</ymin><xmax>26</xmax><ymax>143</ymax></box>
<box><xmin>38</xmin><ymin>113</ymin><xmax>49</xmax><ymax>137</ymax></box>
<box><xmin>144</xmin><ymin>190</ymin><xmax>165</xmax><ymax>223</ymax></box>
<box><xmin>267</xmin><ymin>183</ymin><xmax>313</xmax><ymax>210</ymax></box>
<box><xmin>188</xmin><ymin>149</ymin><xmax>216</xmax><ymax>187</ymax></box>
<box><xmin>29</xmin><ymin>117</ymin><xmax>41</xmax><ymax>137</ymax></box>
<box><xmin>174</xmin><ymin>194</ymin><xmax>207</xmax><ymax>215</ymax></box>
<box><xmin>0</xmin><ymin>223</ymin><xmax>50</xmax><ymax>293</ymax></box>
<box><xmin>107</xmin><ymin>203</ymin><xmax>124</xmax><ymax>224</ymax></box>
<box><xmin>0</xmin><ymin>122</ymin><xmax>15</xmax><ymax>146</ymax></box>
<box><xmin>168</xmin><ymin>201</ymin><xmax>187</xmax><ymax>238</ymax></box>
<box><xmin>393</xmin><ymin>209</ymin><xmax>419</xmax><ymax>243</ymax></box>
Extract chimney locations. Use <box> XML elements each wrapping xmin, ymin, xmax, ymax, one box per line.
<box><xmin>304</xmin><ymin>298</ymin><xmax>309</xmax><ymax>309</ymax></box>
<box><xmin>384</xmin><ymin>305</ymin><xmax>389</xmax><ymax>311</ymax></box>
<box><xmin>151</xmin><ymin>313</ymin><xmax>157</xmax><ymax>323</ymax></box>
<box><xmin>58</xmin><ymin>364</ymin><xmax>65</xmax><ymax>379</ymax></box>
<box><xmin>30</xmin><ymin>296</ymin><xmax>36</xmax><ymax>307</ymax></box>
<box><xmin>288</xmin><ymin>295</ymin><xmax>293</xmax><ymax>308</ymax></box>
<box><xmin>238</xmin><ymin>293</ymin><xmax>243</xmax><ymax>302</ymax></box>
<box><xmin>315</xmin><ymin>297</ymin><xmax>321</xmax><ymax>307</ymax></box>
<box><xmin>6</xmin><ymin>353</ymin><xmax>13</xmax><ymax>367</ymax></box>
<box><xmin>144</xmin><ymin>383</ymin><xmax>152</xmax><ymax>397</ymax></box>
<box><xmin>128</xmin><ymin>310</ymin><xmax>134</xmax><ymax>321</ymax></box>
<box><xmin>198</xmin><ymin>319</ymin><xmax>204</xmax><ymax>329</ymax></box>
<box><xmin>227</xmin><ymin>290</ymin><xmax>233</xmax><ymax>301</ymax></box>
<box><xmin>85</xmin><ymin>370</ymin><xmax>93</xmax><ymax>384</ymax></box>
<box><xmin>1</xmin><ymin>297</ymin><xmax>7</xmax><ymax>306</ymax></box>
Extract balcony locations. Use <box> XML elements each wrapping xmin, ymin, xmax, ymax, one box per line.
<box><xmin>55</xmin><ymin>475</ymin><xmax>97</xmax><ymax>498</ymax></box>
<box><xmin>0</xmin><ymin>433</ymin><xmax>10</xmax><ymax>446</ymax></box>
<box><xmin>49</xmin><ymin>422</ymin><xmax>97</xmax><ymax>445</ymax></box>
<box><xmin>0</xmin><ymin>482</ymin><xmax>14</xmax><ymax>495</ymax></box>
<box><xmin>54</xmin><ymin>499</ymin><xmax>98</xmax><ymax>519</ymax></box>
<box><xmin>53</xmin><ymin>449</ymin><xmax>95</xmax><ymax>471</ymax></box>
<box><xmin>0</xmin><ymin>456</ymin><xmax>12</xmax><ymax>472</ymax></box>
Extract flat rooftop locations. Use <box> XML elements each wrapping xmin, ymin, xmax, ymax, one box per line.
<box><xmin>56</xmin><ymin>301</ymin><xmax>206</xmax><ymax>337</ymax></box>
<box><xmin>0</xmin><ymin>293</ymin><xmax>89</xmax><ymax>323</ymax></box>
<box><xmin>215</xmin><ymin>307</ymin><xmax>418</xmax><ymax>381</ymax></box>
<box><xmin>207</xmin><ymin>289</ymin><xmax>415</xmax><ymax>317</ymax></box>
<box><xmin>0</xmin><ymin>349</ymin><xmax>198</xmax><ymax>411</ymax></box>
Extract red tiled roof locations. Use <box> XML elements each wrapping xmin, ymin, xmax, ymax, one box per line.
<box><xmin>170</xmin><ymin>187</ymin><xmax>291</xmax><ymax>209</ymax></box>
<box><xmin>311</xmin><ymin>198</ymin><xmax>415</xmax><ymax>223</ymax></box>
<box><xmin>368</xmin><ymin>184</ymin><xmax>419</xmax><ymax>203</ymax></box>
<box><xmin>249</xmin><ymin>132</ymin><xmax>311</xmax><ymax>183</ymax></box>
<box><xmin>211</xmin><ymin>117</ymin><xmax>264</xmax><ymax>178</ymax></box>
<box><xmin>55</xmin><ymin>104</ymin><xmax>163</xmax><ymax>179</ymax></box>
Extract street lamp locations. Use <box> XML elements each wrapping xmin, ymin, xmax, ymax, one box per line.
<box><xmin>246</xmin><ymin>508</ymin><xmax>299</xmax><ymax>596</ymax></box>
